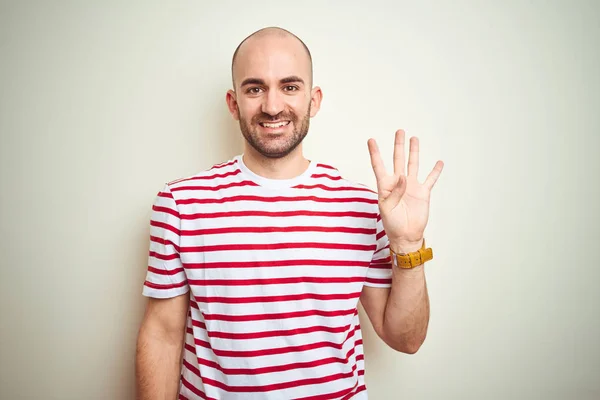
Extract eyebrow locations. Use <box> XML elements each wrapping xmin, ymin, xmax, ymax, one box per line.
<box><xmin>280</xmin><ymin>76</ymin><xmax>305</xmax><ymax>85</ymax></box>
<box><xmin>240</xmin><ymin>78</ymin><xmax>265</xmax><ymax>87</ymax></box>
<box><xmin>240</xmin><ymin>76</ymin><xmax>305</xmax><ymax>87</ymax></box>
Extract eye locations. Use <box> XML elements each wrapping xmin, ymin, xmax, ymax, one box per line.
<box><xmin>246</xmin><ymin>87</ymin><xmax>263</xmax><ymax>94</ymax></box>
<box><xmin>283</xmin><ymin>85</ymin><xmax>299</xmax><ymax>92</ymax></box>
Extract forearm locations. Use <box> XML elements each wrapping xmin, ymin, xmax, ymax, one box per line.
<box><xmin>135</xmin><ymin>326</ymin><xmax>183</xmax><ymax>400</ymax></box>
<box><xmin>382</xmin><ymin>239</ymin><xmax>430</xmax><ymax>353</ymax></box>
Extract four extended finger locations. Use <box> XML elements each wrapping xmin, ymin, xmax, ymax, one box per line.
<box><xmin>407</xmin><ymin>136</ymin><xmax>419</xmax><ymax>177</ymax></box>
<box><xmin>424</xmin><ymin>160</ymin><xmax>444</xmax><ymax>190</ymax></box>
<box><xmin>393</xmin><ymin>129</ymin><xmax>406</xmax><ymax>176</ymax></box>
<box><xmin>367</xmin><ymin>138</ymin><xmax>387</xmax><ymax>186</ymax></box>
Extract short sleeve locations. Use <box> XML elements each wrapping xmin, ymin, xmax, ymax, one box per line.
<box><xmin>142</xmin><ymin>184</ymin><xmax>190</xmax><ymax>298</ymax></box>
<box><xmin>365</xmin><ymin>214</ymin><xmax>393</xmax><ymax>288</ymax></box>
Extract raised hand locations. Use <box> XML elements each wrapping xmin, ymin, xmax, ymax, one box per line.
<box><xmin>368</xmin><ymin>129</ymin><xmax>444</xmax><ymax>251</ymax></box>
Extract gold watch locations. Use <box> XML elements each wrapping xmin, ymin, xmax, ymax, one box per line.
<box><xmin>390</xmin><ymin>239</ymin><xmax>433</xmax><ymax>269</ymax></box>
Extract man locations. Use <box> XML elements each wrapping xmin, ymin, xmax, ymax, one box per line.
<box><xmin>136</xmin><ymin>27</ymin><xmax>444</xmax><ymax>399</ymax></box>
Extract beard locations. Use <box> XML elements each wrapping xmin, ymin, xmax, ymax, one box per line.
<box><xmin>238</xmin><ymin>104</ymin><xmax>311</xmax><ymax>159</ymax></box>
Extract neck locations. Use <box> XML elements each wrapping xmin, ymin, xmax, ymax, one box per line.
<box><xmin>242</xmin><ymin>144</ymin><xmax>309</xmax><ymax>180</ymax></box>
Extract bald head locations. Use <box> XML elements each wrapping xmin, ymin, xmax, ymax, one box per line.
<box><xmin>231</xmin><ymin>27</ymin><xmax>313</xmax><ymax>88</ymax></box>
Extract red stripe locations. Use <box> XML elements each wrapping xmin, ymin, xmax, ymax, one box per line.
<box><xmin>371</xmin><ymin>256</ymin><xmax>391</xmax><ymax>263</ymax></box>
<box><xmin>191</xmin><ymin>319</ymin><xmax>354</xmax><ymax>340</ymax></box>
<box><xmin>152</xmin><ymin>205</ymin><xmax>180</xmax><ymax>218</ymax></box>
<box><xmin>185</xmin><ymin>345</ymin><xmax>358</xmax><ymax>376</ymax></box>
<box><xmin>199</xmin><ymin>365</ymin><xmax>358</xmax><ymax>393</ymax></box>
<box><xmin>194</xmin><ymin>338</ymin><xmax>351</xmax><ymax>358</ymax></box>
<box><xmin>179</xmin><ymin>210</ymin><xmax>377</xmax><ymax>220</ymax></box>
<box><xmin>143</xmin><ymin>280</ymin><xmax>187</xmax><ymax>290</ymax></box>
<box><xmin>149</xmin><ymin>235</ymin><xmax>181</xmax><ymax>252</ymax></box>
<box><xmin>188</xmin><ymin>276</ymin><xmax>367</xmax><ymax>286</ymax></box>
<box><xmin>373</xmin><ymin>244</ymin><xmax>390</xmax><ymax>255</ymax></box>
<box><xmin>181</xmin><ymin>169</ymin><xmax>242</xmax><ymax>182</ymax></box>
<box><xmin>186</xmin><ymin>259</ymin><xmax>370</xmax><ymax>269</ymax></box>
<box><xmin>291</xmin><ymin>184</ymin><xmax>373</xmax><ymax>193</ymax></box>
<box><xmin>147</xmin><ymin>266</ymin><xmax>184</xmax><ymax>276</ymax></box>
<box><xmin>210</xmin><ymin>159</ymin><xmax>237</xmax><ymax>169</ymax></box>
<box><xmin>148</xmin><ymin>251</ymin><xmax>179</xmax><ymax>261</ymax></box>
<box><xmin>316</xmin><ymin>163</ymin><xmax>337</xmax><ymax>170</ymax></box>
<box><xmin>180</xmin><ymin>375</ymin><xmax>214</xmax><ymax>400</ymax></box>
<box><xmin>157</xmin><ymin>191</ymin><xmax>174</xmax><ymax>199</ymax></box>
<box><xmin>150</xmin><ymin>220</ymin><xmax>180</xmax><ymax>235</ymax></box>
<box><xmin>181</xmin><ymin>242</ymin><xmax>376</xmax><ymax>252</ymax></box>
<box><xmin>311</xmin><ymin>173</ymin><xmax>342</xmax><ymax>181</ymax></box>
<box><xmin>365</xmin><ymin>277</ymin><xmax>391</xmax><ymax>285</ymax></box>
<box><xmin>201</xmin><ymin>307</ymin><xmax>358</xmax><ymax>322</ymax></box>
<box><xmin>171</xmin><ymin>180</ymin><xmax>259</xmax><ymax>192</ymax></box>
<box><xmin>376</xmin><ymin>230</ymin><xmax>386</xmax><ymax>241</ymax></box>
<box><xmin>295</xmin><ymin>381</ymin><xmax>359</xmax><ymax>400</ymax></box>
<box><xmin>190</xmin><ymin>321</ymin><xmax>205</xmax><ymax>328</ymax></box>
<box><xmin>369</xmin><ymin>263</ymin><xmax>392</xmax><ymax>270</ymax></box>
<box><xmin>193</xmin><ymin>291</ymin><xmax>361</xmax><ymax>304</ymax></box>
<box><xmin>340</xmin><ymin>384</ymin><xmax>367</xmax><ymax>400</ymax></box>
<box><xmin>177</xmin><ymin>195</ymin><xmax>377</xmax><ymax>205</ymax></box>
<box><xmin>168</xmin><ymin>176</ymin><xmax>188</xmax><ymax>185</ymax></box>
<box><xmin>182</xmin><ymin>359</ymin><xmax>202</xmax><ymax>380</ymax></box>
<box><xmin>181</xmin><ymin>225</ymin><xmax>376</xmax><ymax>236</ymax></box>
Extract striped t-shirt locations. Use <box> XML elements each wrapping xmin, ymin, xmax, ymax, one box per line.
<box><xmin>142</xmin><ymin>154</ymin><xmax>393</xmax><ymax>399</ymax></box>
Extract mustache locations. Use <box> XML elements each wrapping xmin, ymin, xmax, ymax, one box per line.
<box><xmin>252</xmin><ymin>112</ymin><xmax>297</xmax><ymax>123</ymax></box>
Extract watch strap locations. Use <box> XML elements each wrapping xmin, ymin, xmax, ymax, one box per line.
<box><xmin>390</xmin><ymin>239</ymin><xmax>433</xmax><ymax>269</ymax></box>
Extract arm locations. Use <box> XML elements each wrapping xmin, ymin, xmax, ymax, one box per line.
<box><xmin>360</xmin><ymin>239</ymin><xmax>429</xmax><ymax>354</ymax></box>
<box><xmin>364</xmin><ymin>129</ymin><xmax>443</xmax><ymax>354</ymax></box>
<box><xmin>135</xmin><ymin>293</ymin><xmax>189</xmax><ymax>400</ymax></box>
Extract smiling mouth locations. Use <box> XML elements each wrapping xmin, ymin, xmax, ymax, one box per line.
<box><xmin>259</xmin><ymin>121</ymin><xmax>291</xmax><ymax>128</ymax></box>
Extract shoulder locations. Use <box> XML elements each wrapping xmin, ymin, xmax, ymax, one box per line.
<box><xmin>309</xmin><ymin>161</ymin><xmax>378</xmax><ymax>201</ymax></box>
<box><xmin>163</xmin><ymin>156</ymin><xmax>241</xmax><ymax>192</ymax></box>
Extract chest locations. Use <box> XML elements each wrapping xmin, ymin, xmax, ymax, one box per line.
<box><xmin>179</xmin><ymin>198</ymin><xmax>377</xmax><ymax>303</ymax></box>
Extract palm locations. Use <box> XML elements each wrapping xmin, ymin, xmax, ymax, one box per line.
<box><xmin>368</xmin><ymin>130</ymin><xmax>444</xmax><ymax>244</ymax></box>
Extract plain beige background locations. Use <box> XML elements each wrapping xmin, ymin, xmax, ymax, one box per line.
<box><xmin>1</xmin><ymin>1</ymin><xmax>599</xmax><ymax>399</ymax></box>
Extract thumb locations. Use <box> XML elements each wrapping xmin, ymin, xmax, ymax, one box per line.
<box><xmin>383</xmin><ymin>175</ymin><xmax>407</xmax><ymax>209</ymax></box>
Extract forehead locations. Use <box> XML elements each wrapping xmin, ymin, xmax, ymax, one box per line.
<box><xmin>233</xmin><ymin>36</ymin><xmax>311</xmax><ymax>86</ymax></box>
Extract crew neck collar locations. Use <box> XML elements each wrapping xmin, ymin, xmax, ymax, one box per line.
<box><xmin>236</xmin><ymin>154</ymin><xmax>316</xmax><ymax>189</ymax></box>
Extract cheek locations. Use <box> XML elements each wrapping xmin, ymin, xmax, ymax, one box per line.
<box><xmin>237</xmin><ymin>100</ymin><xmax>260</xmax><ymax>119</ymax></box>
<box><xmin>288</xmin><ymin>96</ymin><xmax>310</xmax><ymax>115</ymax></box>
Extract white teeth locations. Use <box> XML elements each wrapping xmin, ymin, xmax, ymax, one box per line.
<box><xmin>262</xmin><ymin>121</ymin><xmax>289</xmax><ymax>128</ymax></box>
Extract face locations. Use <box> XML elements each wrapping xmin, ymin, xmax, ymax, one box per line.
<box><xmin>227</xmin><ymin>35</ymin><xmax>322</xmax><ymax>159</ymax></box>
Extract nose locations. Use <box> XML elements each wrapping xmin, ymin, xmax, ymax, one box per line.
<box><xmin>261</xmin><ymin>89</ymin><xmax>285</xmax><ymax>116</ymax></box>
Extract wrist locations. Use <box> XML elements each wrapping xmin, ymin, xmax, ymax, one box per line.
<box><xmin>389</xmin><ymin>238</ymin><xmax>424</xmax><ymax>254</ymax></box>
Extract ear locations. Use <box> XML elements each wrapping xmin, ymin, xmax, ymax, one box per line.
<box><xmin>309</xmin><ymin>86</ymin><xmax>323</xmax><ymax>118</ymax></box>
<box><xmin>226</xmin><ymin>89</ymin><xmax>240</xmax><ymax>120</ymax></box>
